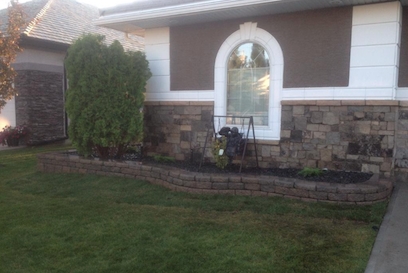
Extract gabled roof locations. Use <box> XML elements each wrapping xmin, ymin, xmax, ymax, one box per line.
<box><xmin>0</xmin><ymin>0</ymin><xmax>143</xmax><ymax>51</ymax></box>
<box><xmin>0</xmin><ymin>0</ymin><xmax>47</xmax><ymax>33</ymax></box>
<box><xmin>95</xmin><ymin>0</ymin><xmax>404</xmax><ymax>34</ymax></box>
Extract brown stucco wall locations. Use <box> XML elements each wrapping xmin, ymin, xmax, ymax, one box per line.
<box><xmin>170</xmin><ymin>6</ymin><xmax>352</xmax><ymax>90</ymax></box>
<box><xmin>398</xmin><ymin>7</ymin><xmax>408</xmax><ymax>87</ymax></box>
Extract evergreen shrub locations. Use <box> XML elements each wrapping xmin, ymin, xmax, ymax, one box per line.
<box><xmin>65</xmin><ymin>34</ymin><xmax>151</xmax><ymax>159</ymax></box>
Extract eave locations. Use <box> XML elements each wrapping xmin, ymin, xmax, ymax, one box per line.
<box><xmin>94</xmin><ymin>0</ymin><xmax>400</xmax><ymax>35</ymax></box>
<box><xmin>20</xmin><ymin>35</ymin><xmax>70</xmax><ymax>52</ymax></box>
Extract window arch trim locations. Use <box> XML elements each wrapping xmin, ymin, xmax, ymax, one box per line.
<box><xmin>214</xmin><ymin>22</ymin><xmax>284</xmax><ymax>140</ymax></box>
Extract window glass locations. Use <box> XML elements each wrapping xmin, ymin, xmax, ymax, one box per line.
<box><xmin>227</xmin><ymin>43</ymin><xmax>270</xmax><ymax>126</ymax></box>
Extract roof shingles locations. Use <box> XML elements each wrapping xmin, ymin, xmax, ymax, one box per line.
<box><xmin>0</xmin><ymin>0</ymin><xmax>143</xmax><ymax>51</ymax></box>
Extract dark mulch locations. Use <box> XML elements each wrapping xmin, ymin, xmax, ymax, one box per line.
<box><xmin>69</xmin><ymin>151</ymin><xmax>373</xmax><ymax>184</ymax></box>
<box><xmin>139</xmin><ymin>157</ymin><xmax>372</xmax><ymax>184</ymax></box>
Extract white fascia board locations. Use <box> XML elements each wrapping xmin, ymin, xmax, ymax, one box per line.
<box><xmin>95</xmin><ymin>0</ymin><xmax>287</xmax><ymax>26</ymax></box>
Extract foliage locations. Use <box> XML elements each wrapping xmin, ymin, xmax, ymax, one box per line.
<box><xmin>0</xmin><ymin>124</ymin><xmax>28</xmax><ymax>145</ymax></box>
<box><xmin>0</xmin><ymin>0</ymin><xmax>25</xmax><ymax>112</ymax></box>
<box><xmin>212</xmin><ymin>136</ymin><xmax>228</xmax><ymax>169</ymax></box>
<box><xmin>0</xmin><ymin>144</ymin><xmax>388</xmax><ymax>273</ymax></box>
<box><xmin>153</xmin><ymin>154</ymin><xmax>175</xmax><ymax>163</ymax></box>
<box><xmin>126</xmin><ymin>143</ymin><xmax>141</xmax><ymax>154</ymax></box>
<box><xmin>298</xmin><ymin>167</ymin><xmax>323</xmax><ymax>178</ymax></box>
<box><xmin>64</xmin><ymin>34</ymin><xmax>151</xmax><ymax>159</ymax></box>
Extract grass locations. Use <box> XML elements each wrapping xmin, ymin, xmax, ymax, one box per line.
<box><xmin>0</xmin><ymin>144</ymin><xmax>387</xmax><ymax>273</ymax></box>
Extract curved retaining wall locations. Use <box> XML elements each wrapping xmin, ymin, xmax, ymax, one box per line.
<box><xmin>37</xmin><ymin>152</ymin><xmax>393</xmax><ymax>205</ymax></box>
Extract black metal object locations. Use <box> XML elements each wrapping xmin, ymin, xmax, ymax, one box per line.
<box><xmin>199</xmin><ymin>115</ymin><xmax>259</xmax><ymax>173</ymax></box>
<box><xmin>224</xmin><ymin>127</ymin><xmax>242</xmax><ymax>158</ymax></box>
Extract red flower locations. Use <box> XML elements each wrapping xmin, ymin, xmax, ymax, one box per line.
<box><xmin>0</xmin><ymin>125</ymin><xmax>29</xmax><ymax>146</ymax></box>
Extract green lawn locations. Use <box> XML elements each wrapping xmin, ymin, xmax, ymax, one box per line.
<box><xmin>0</xmin><ymin>144</ymin><xmax>387</xmax><ymax>273</ymax></box>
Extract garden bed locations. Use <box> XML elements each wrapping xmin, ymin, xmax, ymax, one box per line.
<box><xmin>69</xmin><ymin>150</ymin><xmax>373</xmax><ymax>184</ymax></box>
<box><xmin>142</xmin><ymin>157</ymin><xmax>372</xmax><ymax>184</ymax></box>
<box><xmin>37</xmin><ymin>150</ymin><xmax>393</xmax><ymax>204</ymax></box>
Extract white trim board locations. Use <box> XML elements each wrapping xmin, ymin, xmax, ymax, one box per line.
<box><xmin>145</xmin><ymin>87</ymin><xmax>407</xmax><ymax>102</ymax></box>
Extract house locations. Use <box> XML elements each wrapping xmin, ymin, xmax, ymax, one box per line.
<box><xmin>94</xmin><ymin>0</ymin><xmax>408</xmax><ymax>179</ymax></box>
<box><xmin>0</xmin><ymin>0</ymin><xmax>143</xmax><ymax>144</ymax></box>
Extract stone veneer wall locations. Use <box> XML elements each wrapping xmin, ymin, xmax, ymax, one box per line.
<box><xmin>144</xmin><ymin>100</ymin><xmax>408</xmax><ymax>179</ymax></box>
<box><xmin>144</xmin><ymin>101</ymin><xmax>213</xmax><ymax>161</ymax></box>
<box><xmin>15</xmin><ymin>70</ymin><xmax>65</xmax><ymax>144</ymax></box>
<box><xmin>394</xmin><ymin>102</ymin><xmax>408</xmax><ymax>179</ymax></box>
<box><xmin>250</xmin><ymin>100</ymin><xmax>398</xmax><ymax>178</ymax></box>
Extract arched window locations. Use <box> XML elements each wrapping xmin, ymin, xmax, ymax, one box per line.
<box><xmin>214</xmin><ymin>22</ymin><xmax>283</xmax><ymax>140</ymax></box>
<box><xmin>227</xmin><ymin>43</ymin><xmax>270</xmax><ymax>126</ymax></box>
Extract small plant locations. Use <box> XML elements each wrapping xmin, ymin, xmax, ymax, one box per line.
<box><xmin>298</xmin><ymin>167</ymin><xmax>323</xmax><ymax>178</ymax></box>
<box><xmin>126</xmin><ymin>144</ymin><xmax>141</xmax><ymax>154</ymax></box>
<box><xmin>212</xmin><ymin>136</ymin><xmax>228</xmax><ymax>169</ymax></box>
<box><xmin>153</xmin><ymin>155</ymin><xmax>175</xmax><ymax>163</ymax></box>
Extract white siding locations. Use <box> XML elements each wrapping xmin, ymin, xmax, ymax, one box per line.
<box><xmin>145</xmin><ymin>27</ymin><xmax>171</xmax><ymax>98</ymax></box>
<box><xmin>349</xmin><ymin>1</ymin><xmax>402</xmax><ymax>98</ymax></box>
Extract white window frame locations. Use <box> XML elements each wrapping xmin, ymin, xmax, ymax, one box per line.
<box><xmin>214</xmin><ymin>22</ymin><xmax>284</xmax><ymax>140</ymax></box>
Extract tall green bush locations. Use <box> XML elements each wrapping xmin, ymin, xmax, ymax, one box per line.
<box><xmin>64</xmin><ymin>34</ymin><xmax>151</xmax><ymax>158</ymax></box>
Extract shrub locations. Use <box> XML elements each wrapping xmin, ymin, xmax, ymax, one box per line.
<box><xmin>0</xmin><ymin>125</ymin><xmax>28</xmax><ymax>146</ymax></box>
<box><xmin>64</xmin><ymin>34</ymin><xmax>151</xmax><ymax>159</ymax></box>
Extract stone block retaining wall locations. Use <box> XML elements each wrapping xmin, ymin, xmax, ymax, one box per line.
<box><xmin>144</xmin><ymin>100</ymin><xmax>408</xmax><ymax>179</ymax></box>
<box><xmin>37</xmin><ymin>152</ymin><xmax>392</xmax><ymax>204</ymax></box>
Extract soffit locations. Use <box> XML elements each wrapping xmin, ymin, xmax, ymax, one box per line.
<box><xmin>95</xmin><ymin>0</ymin><xmax>399</xmax><ymax>34</ymax></box>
